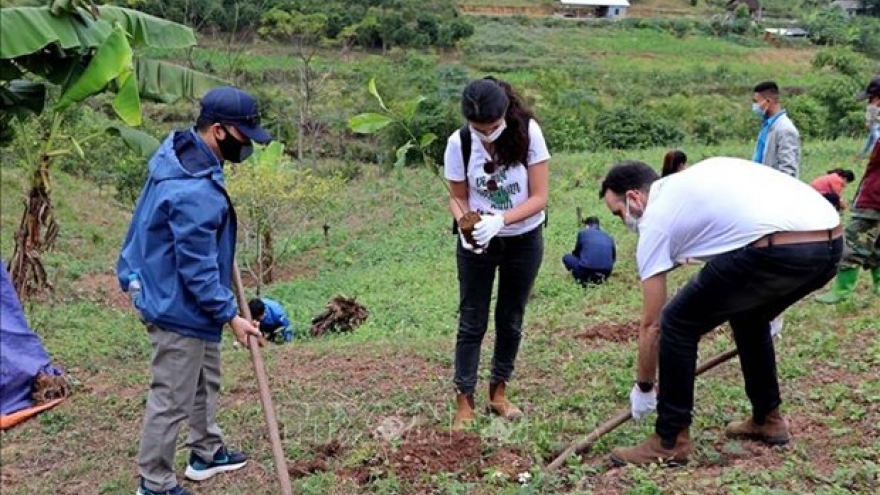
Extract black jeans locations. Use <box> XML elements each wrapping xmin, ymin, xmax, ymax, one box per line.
<box><xmin>454</xmin><ymin>226</ymin><xmax>544</xmax><ymax>395</ymax></box>
<box><xmin>656</xmin><ymin>237</ymin><xmax>843</xmax><ymax>442</ymax></box>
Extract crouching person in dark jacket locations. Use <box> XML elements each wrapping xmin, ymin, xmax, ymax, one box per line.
<box><xmin>562</xmin><ymin>216</ymin><xmax>616</xmax><ymax>285</ymax></box>
<box><xmin>117</xmin><ymin>87</ymin><xmax>271</xmax><ymax>495</ymax></box>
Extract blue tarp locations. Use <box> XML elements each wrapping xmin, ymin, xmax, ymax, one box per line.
<box><xmin>0</xmin><ymin>261</ymin><xmax>61</xmax><ymax>416</ymax></box>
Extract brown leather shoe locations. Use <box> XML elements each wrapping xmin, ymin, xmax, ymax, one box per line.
<box><xmin>452</xmin><ymin>393</ymin><xmax>475</xmax><ymax>431</ymax></box>
<box><xmin>487</xmin><ymin>381</ymin><xmax>523</xmax><ymax>420</ymax></box>
<box><xmin>609</xmin><ymin>430</ymin><xmax>691</xmax><ymax>467</ymax></box>
<box><xmin>725</xmin><ymin>409</ymin><xmax>790</xmax><ymax>445</ymax></box>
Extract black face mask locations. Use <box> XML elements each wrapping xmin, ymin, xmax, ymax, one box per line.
<box><xmin>217</xmin><ymin>125</ymin><xmax>253</xmax><ymax>163</ymax></box>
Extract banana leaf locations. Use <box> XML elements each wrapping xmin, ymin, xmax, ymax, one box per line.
<box><xmin>97</xmin><ymin>6</ymin><xmax>195</xmax><ymax>49</ymax></box>
<box><xmin>0</xmin><ymin>6</ymin><xmax>109</xmax><ymax>59</ymax></box>
<box><xmin>106</xmin><ymin>123</ymin><xmax>160</xmax><ymax>158</ymax></box>
<box><xmin>55</xmin><ymin>24</ymin><xmax>140</xmax><ymax>125</ymax></box>
<box><xmin>1</xmin><ymin>5</ymin><xmax>195</xmax><ymax>61</ymax></box>
<box><xmin>134</xmin><ymin>58</ymin><xmax>228</xmax><ymax>104</ymax></box>
<box><xmin>0</xmin><ymin>80</ymin><xmax>47</xmax><ymax>120</ymax></box>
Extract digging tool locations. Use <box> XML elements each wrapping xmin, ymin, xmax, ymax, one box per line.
<box><xmin>546</xmin><ymin>348</ymin><xmax>739</xmax><ymax>471</ymax></box>
<box><xmin>231</xmin><ymin>260</ymin><xmax>293</xmax><ymax>495</ymax></box>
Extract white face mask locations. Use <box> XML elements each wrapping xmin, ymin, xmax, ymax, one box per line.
<box><xmin>471</xmin><ymin>120</ymin><xmax>507</xmax><ymax>143</ymax></box>
<box><xmin>624</xmin><ymin>196</ymin><xmax>641</xmax><ymax>234</ymax></box>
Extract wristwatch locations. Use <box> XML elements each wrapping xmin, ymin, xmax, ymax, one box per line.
<box><xmin>636</xmin><ymin>381</ymin><xmax>654</xmax><ymax>393</ymax></box>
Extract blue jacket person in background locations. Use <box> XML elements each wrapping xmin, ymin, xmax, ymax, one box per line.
<box><xmin>562</xmin><ymin>216</ymin><xmax>616</xmax><ymax>285</ymax></box>
<box><xmin>248</xmin><ymin>297</ymin><xmax>293</xmax><ymax>343</ymax></box>
<box><xmin>117</xmin><ymin>87</ymin><xmax>271</xmax><ymax>495</ymax></box>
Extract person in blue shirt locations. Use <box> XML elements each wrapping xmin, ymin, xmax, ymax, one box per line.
<box><xmin>562</xmin><ymin>216</ymin><xmax>616</xmax><ymax>285</ymax></box>
<box><xmin>117</xmin><ymin>86</ymin><xmax>271</xmax><ymax>495</ymax></box>
<box><xmin>248</xmin><ymin>298</ymin><xmax>293</xmax><ymax>343</ymax></box>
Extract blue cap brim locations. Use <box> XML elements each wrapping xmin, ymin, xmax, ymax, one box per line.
<box><xmin>236</xmin><ymin>123</ymin><xmax>272</xmax><ymax>144</ymax></box>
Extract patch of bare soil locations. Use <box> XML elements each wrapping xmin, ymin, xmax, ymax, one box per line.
<box><xmin>287</xmin><ymin>428</ymin><xmax>532</xmax><ymax>490</ymax></box>
<box><xmin>239</xmin><ymin>254</ymin><xmax>319</xmax><ymax>287</ymax></box>
<box><xmin>576</xmin><ymin>321</ymin><xmax>640</xmax><ymax>343</ymax></box>
<box><xmin>289</xmin><ymin>440</ymin><xmax>347</xmax><ymax>478</ymax></box>
<box><xmin>267</xmin><ymin>348</ymin><xmax>448</xmax><ymax>399</ymax></box>
<box><xmin>70</xmin><ymin>272</ymin><xmax>130</xmax><ymax>309</ymax></box>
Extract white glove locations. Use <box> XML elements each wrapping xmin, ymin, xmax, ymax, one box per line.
<box><xmin>473</xmin><ymin>214</ymin><xmax>505</xmax><ymax>246</ymax></box>
<box><xmin>770</xmin><ymin>315</ymin><xmax>783</xmax><ymax>339</ymax></box>
<box><xmin>458</xmin><ymin>231</ymin><xmax>484</xmax><ymax>254</ymax></box>
<box><xmin>629</xmin><ymin>384</ymin><xmax>657</xmax><ymax>420</ymax></box>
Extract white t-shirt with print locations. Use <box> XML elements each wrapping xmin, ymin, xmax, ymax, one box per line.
<box><xmin>443</xmin><ymin>119</ymin><xmax>551</xmax><ymax>236</ymax></box>
<box><xmin>635</xmin><ymin>157</ymin><xmax>840</xmax><ymax>281</ymax></box>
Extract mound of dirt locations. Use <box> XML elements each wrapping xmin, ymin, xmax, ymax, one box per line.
<box><xmin>577</xmin><ymin>321</ymin><xmax>640</xmax><ymax>343</ymax></box>
<box><xmin>288</xmin><ymin>440</ymin><xmax>347</xmax><ymax>479</ymax></box>
<box><xmin>383</xmin><ymin>428</ymin><xmax>483</xmax><ymax>483</ymax></box>
<box><xmin>292</xmin><ymin>428</ymin><xmax>532</xmax><ymax>488</ymax></box>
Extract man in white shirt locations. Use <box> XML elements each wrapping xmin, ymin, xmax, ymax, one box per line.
<box><xmin>599</xmin><ymin>157</ymin><xmax>843</xmax><ymax>466</ymax></box>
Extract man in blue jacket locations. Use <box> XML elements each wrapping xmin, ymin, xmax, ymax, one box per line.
<box><xmin>117</xmin><ymin>86</ymin><xmax>271</xmax><ymax>495</ymax></box>
<box><xmin>562</xmin><ymin>216</ymin><xmax>616</xmax><ymax>285</ymax></box>
<box><xmin>248</xmin><ymin>297</ymin><xmax>294</xmax><ymax>343</ymax></box>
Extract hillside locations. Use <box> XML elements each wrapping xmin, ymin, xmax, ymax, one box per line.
<box><xmin>1</xmin><ymin>5</ymin><xmax>879</xmax><ymax>494</ymax></box>
<box><xmin>1</xmin><ymin>138</ymin><xmax>878</xmax><ymax>494</ymax></box>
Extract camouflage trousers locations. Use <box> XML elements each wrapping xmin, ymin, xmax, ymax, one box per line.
<box><xmin>841</xmin><ymin>209</ymin><xmax>880</xmax><ymax>271</ymax></box>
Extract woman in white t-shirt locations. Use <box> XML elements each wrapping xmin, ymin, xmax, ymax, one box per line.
<box><xmin>443</xmin><ymin>77</ymin><xmax>550</xmax><ymax>430</ymax></box>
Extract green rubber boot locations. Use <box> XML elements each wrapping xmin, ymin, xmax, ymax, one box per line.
<box><xmin>872</xmin><ymin>268</ymin><xmax>880</xmax><ymax>296</ymax></box>
<box><xmin>814</xmin><ymin>268</ymin><xmax>859</xmax><ymax>304</ymax></box>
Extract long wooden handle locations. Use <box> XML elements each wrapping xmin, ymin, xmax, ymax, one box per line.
<box><xmin>546</xmin><ymin>348</ymin><xmax>739</xmax><ymax>471</ymax></box>
<box><xmin>231</xmin><ymin>260</ymin><xmax>292</xmax><ymax>495</ymax></box>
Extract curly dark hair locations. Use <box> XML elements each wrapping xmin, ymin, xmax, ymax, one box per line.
<box><xmin>461</xmin><ymin>76</ymin><xmax>537</xmax><ymax>167</ymax></box>
<box><xmin>599</xmin><ymin>160</ymin><xmax>659</xmax><ymax>199</ymax></box>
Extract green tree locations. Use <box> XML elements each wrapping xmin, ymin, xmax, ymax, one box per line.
<box><xmin>225</xmin><ymin>141</ymin><xmax>343</xmax><ymax>292</ymax></box>
<box><xmin>1</xmin><ymin>0</ymin><xmax>224</xmax><ymax>298</ymax></box>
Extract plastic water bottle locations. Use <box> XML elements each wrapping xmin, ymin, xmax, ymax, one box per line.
<box><xmin>127</xmin><ymin>273</ymin><xmax>142</xmax><ymax>306</ymax></box>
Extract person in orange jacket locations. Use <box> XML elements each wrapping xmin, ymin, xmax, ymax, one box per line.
<box><xmin>810</xmin><ymin>168</ymin><xmax>856</xmax><ymax>211</ymax></box>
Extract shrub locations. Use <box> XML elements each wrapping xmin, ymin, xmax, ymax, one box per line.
<box><xmin>593</xmin><ymin>108</ymin><xmax>685</xmax><ymax>150</ymax></box>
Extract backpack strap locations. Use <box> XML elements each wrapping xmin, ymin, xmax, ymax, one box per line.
<box><xmin>452</xmin><ymin>125</ymin><xmax>471</xmax><ymax>235</ymax></box>
<box><xmin>459</xmin><ymin>125</ymin><xmax>471</xmax><ymax>175</ymax></box>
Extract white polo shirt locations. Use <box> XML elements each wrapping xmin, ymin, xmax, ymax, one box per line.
<box><xmin>443</xmin><ymin>119</ymin><xmax>551</xmax><ymax>236</ymax></box>
<box><xmin>636</xmin><ymin>157</ymin><xmax>840</xmax><ymax>281</ymax></box>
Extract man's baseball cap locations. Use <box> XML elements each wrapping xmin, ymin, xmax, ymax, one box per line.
<box><xmin>856</xmin><ymin>77</ymin><xmax>880</xmax><ymax>101</ymax></box>
<box><xmin>199</xmin><ymin>86</ymin><xmax>272</xmax><ymax>144</ymax></box>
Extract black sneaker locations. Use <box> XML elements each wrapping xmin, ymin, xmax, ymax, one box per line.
<box><xmin>136</xmin><ymin>479</ymin><xmax>194</xmax><ymax>495</ymax></box>
<box><xmin>184</xmin><ymin>446</ymin><xmax>248</xmax><ymax>481</ymax></box>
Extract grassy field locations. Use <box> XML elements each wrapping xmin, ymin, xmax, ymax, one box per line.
<box><xmin>1</xmin><ymin>135</ymin><xmax>878</xmax><ymax>494</ymax></box>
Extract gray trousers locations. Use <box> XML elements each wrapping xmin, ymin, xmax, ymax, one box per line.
<box><xmin>138</xmin><ymin>324</ymin><xmax>224</xmax><ymax>492</ymax></box>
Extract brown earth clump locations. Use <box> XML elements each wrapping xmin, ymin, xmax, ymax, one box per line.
<box><xmin>30</xmin><ymin>373</ymin><xmax>71</xmax><ymax>405</ymax></box>
<box><xmin>457</xmin><ymin>211</ymin><xmax>482</xmax><ymax>248</ymax></box>
<box><xmin>577</xmin><ymin>321</ymin><xmax>640</xmax><ymax>343</ymax></box>
<box><xmin>310</xmin><ymin>295</ymin><xmax>369</xmax><ymax>336</ymax></box>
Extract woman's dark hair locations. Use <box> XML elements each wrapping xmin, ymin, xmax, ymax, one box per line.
<box><xmin>827</xmin><ymin>168</ymin><xmax>856</xmax><ymax>183</ymax></box>
<box><xmin>461</xmin><ymin>76</ymin><xmax>536</xmax><ymax>166</ymax></box>
<box><xmin>661</xmin><ymin>150</ymin><xmax>687</xmax><ymax>177</ymax></box>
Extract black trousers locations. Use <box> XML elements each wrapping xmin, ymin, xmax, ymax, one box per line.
<box><xmin>655</xmin><ymin>237</ymin><xmax>843</xmax><ymax>441</ymax></box>
<box><xmin>453</xmin><ymin>227</ymin><xmax>543</xmax><ymax>395</ymax></box>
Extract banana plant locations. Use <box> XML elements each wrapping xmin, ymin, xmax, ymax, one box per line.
<box><xmin>0</xmin><ymin>0</ymin><xmax>225</xmax><ymax>298</ymax></box>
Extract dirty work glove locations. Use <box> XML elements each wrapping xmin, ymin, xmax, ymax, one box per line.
<box><xmin>769</xmin><ymin>315</ymin><xmax>783</xmax><ymax>339</ymax></box>
<box><xmin>473</xmin><ymin>214</ymin><xmax>506</xmax><ymax>246</ymax></box>
<box><xmin>459</xmin><ymin>231</ymin><xmax>484</xmax><ymax>254</ymax></box>
<box><xmin>629</xmin><ymin>384</ymin><xmax>657</xmax><ymax>420</ymax></box>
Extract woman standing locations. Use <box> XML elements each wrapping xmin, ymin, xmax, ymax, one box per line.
<box><xmin>443</xmin><ymin>77</ymin><xmax>550</xmax><ymax>430</ymax></box>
